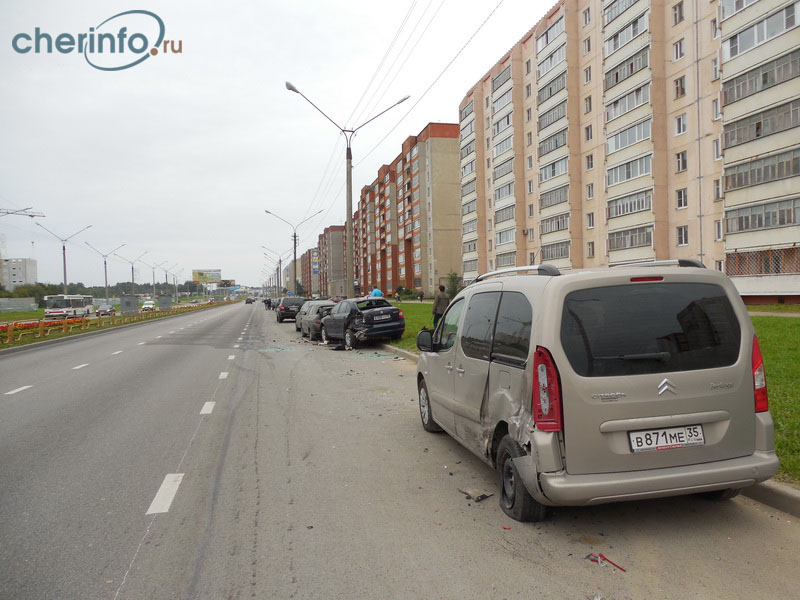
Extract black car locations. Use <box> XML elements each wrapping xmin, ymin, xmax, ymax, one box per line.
<box><xmin>276</xmin><ymin>297</ymin><xmax>307</xmax><ymax>322</ymax></box>
<box><xmin>245</xmin><ymin>297</ymin><xmax>254</xmax><ymax>304</ymax></box>
<box><xmin>320</xmin><ymin>297</ymin><xmax>404</xmax><ymax>348</ymax></box>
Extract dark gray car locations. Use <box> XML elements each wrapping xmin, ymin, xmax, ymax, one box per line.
<box><xmin>297</xmin><ymin>300</ymin><xmax>335</xmax><ymax>340</ymax></box>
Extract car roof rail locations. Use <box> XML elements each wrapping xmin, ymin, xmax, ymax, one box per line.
<box><xmin>612</xmin><ymin>259</ymin><xmax>706</xmax><ymax>269</ymax></box>
<box><xmin>474</xmin><ymin>264</ymin><xmax>561</xmax><ymax>282</ymax></box>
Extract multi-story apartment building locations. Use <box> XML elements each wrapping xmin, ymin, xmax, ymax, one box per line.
<box><xmin>1</xmin><ymin>258</ymin><xmax>37</xmax><ymax>291</ymax></box>
<box><xmin>719</xmin><ymin>0</ymin><xmax>800</xmax><ymax>302</ymax></box>
<box><xmin>355</xmin><ymin>122</ymin><xmax>461</xmax><ymax>296</ymax></box>
<box><xmin>459</xmin><ymin>0</ymin><xmax>728</xmax><ymax>281</ymax></box>
<box><xmin>300</xmin><ymin>247</ymin><xmax>320</xmax><ymax>297</ymax></box>
<box><xmin>318</xmin><ymin>225</ymin><xmax>346</xmax><ymax>297</ymax></box>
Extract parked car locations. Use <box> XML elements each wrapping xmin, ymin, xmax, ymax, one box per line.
<box><xmin>140</xmin><ymin>300</ymin><xmax>156</xmax><ymax>312</ymax></box>
<box><xmin>320</xmin><ymin>297</ymin><xmax>404</xmax><ymax>348</ymax></box>
<box><xmin>297</xmin><ymin>300</ymin><xmax>335</xmax><ymax>340</ymax></box>
<box><xmin>415</xmin><ymin>261</ymin><xmax>779</xmax><ymax>522</ymax></box>
<box><xmin>276</xmin><ymin>297</ymin><xmax>307</xmax><ymax>322</ymax></box>
<box><xmin>95</xmin><ymin>304</ymin><xmax>116</xmax><ymax>316</ymax></box>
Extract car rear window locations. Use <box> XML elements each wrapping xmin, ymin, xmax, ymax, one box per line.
<box><xmin>283</xmin><ymin>298</ymin><xmax>306</xmax><ymax>307</ymax></box>
<box><xmin>560</xmin><ymin>283</ymin><xmax>741</xmax><ymax>377</ymax></box>
<box><xmin>356</xmin><ymin>299</ymin><xmax>392</xmax><ymax>310</ymax></box>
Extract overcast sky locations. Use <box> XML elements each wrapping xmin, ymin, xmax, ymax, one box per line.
<box><xmin>1</xmin><ymin>0</ymin><xmax>552</xmax><ymax>288</ymax></box>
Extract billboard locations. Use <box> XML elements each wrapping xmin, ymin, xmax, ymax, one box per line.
<box><xmin>192</xmin><ymin>269</ymin><xmax>222</xmax><ymax>283</ymax></box>
<box><xmin>311</xmin><ymin>248</ymin><xmax>319</xmax><ymax>275</ymax></box>
<box><xmin>220</xmin><ymin>279</ymin><xmax>235</xmax><ymax>287</ymax></box>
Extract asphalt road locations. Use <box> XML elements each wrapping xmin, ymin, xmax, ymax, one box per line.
<box><xmin>1</xmin><ymin>303</ymin><xmax>798</xmax><ymax>599</ymax></box>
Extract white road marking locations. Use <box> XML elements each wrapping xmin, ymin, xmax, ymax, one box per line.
<box><xmin>145</xmin><ymin>474</ymin><xmax>184</xmax><ymax>515</ymax></box>
<box><xmin>200</xmin><ymin>402</ymin><xmax>215</xmax><ymax>415</ymax></box>
<box><xmin>218</xmin><ymin>372</ymin><xmax>229</xmax><ymax>379</ymax></box>
<box><xmin>234</xmin><ymin>344</ymin><xmax>240</xmax><ymax>348</ymax></box>
<box><xmin>72</xmin><ymin>363</ymin><xmax>89</xmax><ymax>370</ymax></box>
<box><xmin>237</xmin><ymin>337</ymin><xmax>243</xmax><ymax>341</ymax></box>
<box><xmin>112</xmin><ymin>350</ymin><xmax>123</xmax><ymax>355</ymax></box>
<box><xmin>5</xmin><ymin>385</ymin><xmax>32</xmax><ymax>395</ymax></box>
<box><xmin>138</xmin><ymin>342</ymin><xmax>146</xmax><ymax>346</ymax></box>
<box><xmin>156</xmin><ymin>336</ymin><xmax>163</xmax><ymax>339</ymax></box>
<box><xmin>227</xmin><ymin>355</ymin><xmax>235</xmax><ymax>360</ymax></box>
<box><xmin>169</xmin><ymin>331</ymin><xmax>175</xmax><ymax>334</ymax></box>
<box><xmin>180</xmin><ymin>327</ymin><xmax>185</xmax><ymax>330</ymax></box>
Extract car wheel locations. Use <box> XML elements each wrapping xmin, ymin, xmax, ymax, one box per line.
<box><xmin>296</xmin><ymin>322</ymin><xmax>301</xmax><ymax>332</ymax></box>
<box><xmin>344</xmin><ymin>328</ymin><xmax>357</xmax><ymax>349</ymax></box>
<box><xmin>277</xmin><ymin>314</ymin><xmax>283</xmax><ymax>322</ymax></box>
<box><xmin>320</xmin><ymin>326</ymin><xmax>329</xmax><ymax>344</ymax></box>
<box><xmin>418</xmin><ymin>380</ymin><xmax>442</xmax><ymax>433</ymax></box>
<box><xmin>701</xmin><ymin>488</ymin><xmax>742</xmax><ymax>501</ymax></box>
<box><xmin>496</xmin><ymin>435</ymin><xmax>547</xmax><ymax>522</ymax></box>
<box><xmin>390</xmin><ymin>333</ymin><xmax>403</xmax><ymax>340</ymax></box>
<box><xmin>301</xmin><ymin>326</ymin><xmax>308</xmax><ymax>338</ymax></box>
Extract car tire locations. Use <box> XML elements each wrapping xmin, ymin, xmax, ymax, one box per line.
<box><xmin>496</xmin><ymin>435</ymin><xmax>547</xmax><ymax>522</ymax></box>
<box><xmin>391</xmin><ymin>333</ymin><xmax>403</xmax><ymax>340</ymax></box>
<box><xmin>296</xmin><ymin>322</ymin><xmax>301</xmax><ymax>332</ymax></box>
<box><xmin>320</xmin><ymin>326</ymin><xmax>329</xmax><ymax>344</ymax></box>
<box><xmin>418</xmin><ymin>380</ymin><xmax>442</xmax><ymax>433</ymax></box>
<box><xmin>701</xmin><ymin>488</ymin><xmax>742</xmax><ymax>501</ymax></box>
<box><xmin>277</xmin><ymin>314</ymin><xmax>283</xmax><ymax>323</ymax></box>
<box><xmin>344</xmin><ymin>328</ymin><xmax>357</xmax><ymax>349</ymax></box>
<box><xmin>301</xmin><ymin>326</ymin><xmax>308</xmax><ymax>338</ymax></box>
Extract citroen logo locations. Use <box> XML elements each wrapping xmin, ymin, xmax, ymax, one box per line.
<box><xmin>657</xmin><ymin>378</ymin><xmax>677</xmax><ymax>396</ymax></box>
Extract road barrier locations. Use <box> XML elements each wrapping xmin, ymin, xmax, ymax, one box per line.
<box><xmin>0</xmin><ymin>301</ymin><xmax>236</xmax><ymax>346</ymax></box>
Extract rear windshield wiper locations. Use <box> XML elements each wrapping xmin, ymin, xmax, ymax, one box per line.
<box><xmin>595</xmin><ymin>352</ymin><xmax>672</xmax><ymax>362</ymax></box>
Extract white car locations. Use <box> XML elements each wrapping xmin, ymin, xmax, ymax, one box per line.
<box><xmin>141</xmin><ymin>300</ymin><xmax>156</xmax><ymax>312</ymax></box>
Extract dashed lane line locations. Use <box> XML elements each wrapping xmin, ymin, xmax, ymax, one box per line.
<box><xmin>5</xmin><ymin>385</ymin><xmax>32</xmax><ymax>395</ymax></box>
<box><xmin>138</xmin><ymin>342</ymin><xmax>146</xmax><ymax>346</ymax></box>
<box><xmin>72</xmin><ymin>363</ymin><xmax>89</xmax><ymax>370</ymax></box>
<box><xmin>145</xmin><ymin>474</ymin><xmax>184</xmax><ymax>515</ymax></box>
<box><xmin>227</xmin><ymin>355</ymin><xmax>235</xmax><ymax>360</ymax></box>
<box><xmin>200</xmin><ymin>402</ymin><xmax>215</xmax><ymax>415</ymax></box>
<box><xmin>218</xmin><ymin>372</ymin><xmax>229</xmax><ymax>380</ymax></box>
<box><xmin>112</xmin><ymin>351</ymin><xmax>123</xmax><ymax>355</ymax></box>
<box><xmin>234</xmin><ymin>344</ymin><xmax>240</xmax><ymax>348</ymax></box>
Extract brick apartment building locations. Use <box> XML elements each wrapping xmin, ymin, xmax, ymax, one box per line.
<box><xmin>354</xmin><ymin>122</ymin><xmax>461</xmax><ymax>296</ymax></box>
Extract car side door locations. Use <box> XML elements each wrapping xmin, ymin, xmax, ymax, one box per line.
<box><xmin>330</xmin><ymin>301</ymin><xmax>349</xmax><ymax>338</ymax></box>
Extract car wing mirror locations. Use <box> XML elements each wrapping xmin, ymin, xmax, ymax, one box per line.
<box><xmin>416</xmin><ymin>329</ymin><xmax>434</xmax><ymax>352</ymax></box>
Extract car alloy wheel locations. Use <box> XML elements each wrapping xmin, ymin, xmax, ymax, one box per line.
<box><xmin>418</xmin><ymin>380</ymin><xmax>442</xmax><ymax>433</ymax></box>
<box><xmin>345</xmin><ymin>328</ymin><xmax>357</xmax><ymax>349</ymax></box>
<box><xmin>320</xmin><ymin>326</ymin><xmax>328</xmax><ymax>344</ymax></box>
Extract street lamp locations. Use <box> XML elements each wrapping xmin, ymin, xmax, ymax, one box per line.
<box><xmin>139</xmin><ymin>258</ymin><xmax>167</xmax><ymax>298</ymax></box>
<box><xmin>264</xmin><ymin>209</ymin><xmax>323</xmax><ymax>295</ymax></box>
<box><xmin>115</xmin><ymin>251</ymin><xmax>147</xmax><ymax>294</ymax></box>
<box><xmin>262</xmin><ymin>246</ymin><xmax>292</xmax><ymax>294</ymax></box>
<box><xmin>285</xmin><ymin>81</ymin><xmax>409</xmax><ymax>298</ymax></box>
<box><xmin>36</xmin><ymin>223</ymin><xmax>92</xmax><ymax>294</ymax></box>
<box><xmin>85</xmin><ymin>241</ymin><xmax>126</xmax><ymax>303</ymax></box>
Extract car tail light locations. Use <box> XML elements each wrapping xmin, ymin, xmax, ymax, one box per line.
<box><xmin>630</xmin><ymin>276</ymin><xmax>663</xmax><ymax>282</ymax></box>
<box><xmin>398</xmin><ymin>310</ymin><xmax>404</xmax><ymax>318</ymax></box>
<box><xmin>532</xmin><ymin>346</ymin><xmax>563</xmax><ymax>432</ymax></box>
<box><xmin>752</xmin><ymin>335</ymin><xmax>768</xmax><ymax>412</ymax></box>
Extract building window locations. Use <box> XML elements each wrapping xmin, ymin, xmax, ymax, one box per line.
<box><xmin>672</xmin><ymin>2</ymin><xmax>684</xmax><ymax>26</ymax></box>
<box><xmin>539</xmin><ymin>99</ymin><xmax>567</xmax><ymax>130</ymax></box>
<box><xmin>536</xmin><ymin>16</ymin><xmax>565</xmax><ymax>52</ymax></box>
<box><xmin>583</xmin><ymin>7</ymin><xmax>591</xmax><ymax>26</ymax></box>
<box><xmin>675</xmin><ymin>75</ymin><xmax>686</xmax><ymax>98</ymax></box>
<box><xmin>525</xmin><ymin>83</ymin><xmax>531</xmax><ymax>98</ymax></box>
<box><xmin>527</xmin><ymin>155</ymin><xmax>533</xmax><ymax>169</ymax></box>
<box><xmin>725</xmin><ymin>198</ymin><xmax>800</xmax><ymax>234</ymax></box>
<box><xmin>462</xmin><ymin>219</ymin><xmax>477</xmax><ymax>234</ymax></box>
<box><xmin>528</xmin><ymin>203</ymin><xmax>535</xmax><ymax>217</ymax></box>
<box><xmin>587</xmin><ymin>212</ymin><xmax>595</xmax><ymax>229</ymax></box>
<box><xmin>676</xmin><ymin>188</ymin><xmax>688</xmax><ymax>209</ymax></box>
<box><xmin>608</xmin><ymin>226</ymin><xmax>653</xmax><ymax>250</ymax></box>
<box><xmin>604</xmin><ymin>47</ymin><xmax>649</xmax><ymax>90</ymax></box>
<box><xmin>495</xmin><ymin>228</ymin><xmax>516</xmax><ymax>246</ymax></box>
<box><xmin>712</xmin><ymin>98</ymin><xmax>720</xmax><ymax>120</ymax></box>
<box><xmin>711</xmin><ymin>18</ymin><xmax>719</xmax><ymax>39</ymax></box>
<box><xmin>604</xmin><ymin>12</ymin><xmax>648</xmax><ymax>57</ymax></box>
<box><xmin>722</xmin><ymin>4</ymin><xmax>800</xmax><ymax>62</ymax></box>
<box><xmin>722</xmin><ymin>49</ymin><xmax>799</xmax><ymax>106</ymax></box>
<box><xmin>526</xmin><ymin>108</ymin><xmax>532</xmax><ymax>122</ymax></box>
<box><xmin>587</xmin><ymin>183</ymin><xmax>594</xmax><ymax>199</ymax></box>
<box><xmin>606</xmin><ymin>118</ymin><xmax>651</xmax><ymax>154</ymax></box>
<box><xmin>724</xmin><ymin>147</ymin><xmax>800</xmax><ymax>191</ymax></box>
<box><xmin>587</xmin><ymin>241</ymin><xmax>595</xmax><ymax>258</ymax></box>
<box><xmin>714</xmin><ymin>178</ymin><xmax>723</xmax><ymax>200</ymax></box>
<box><xmin>722</xmin><ymin>99</ymin><xmax>800</xmax><ymax>148</ymax></box>
<box><xmin>677</xmin><ymin>225</ymin><xmax>689</xmax><ymax>246</ymax></box>
<box><xmin>584</xmin><ymin>66</ymin><xmax>592</xmax><ymax>84</ymax></box>
<box><xmin>496</xmin><ymin>251</ymin><xmax>516</xmax><ymax>267</ymax></box>
<box><xmin>711</xmin><ymin>58</ymin><xmax>719</xmax><ymax>80</ymax></box>
<box><xmin>585</xmin><ymin>125</ymin><xmax>593</xmax><ymax>141</ymax></box>
<box><xmin>541</xmin><ymin>241</ymin><xmax>570</xmax><ymax>260</ymax></box>
<box><xmin>676</xmin><ymin>151</ymin><xmax>688</xmax><ymax>172</ymax></box>
<box><xmin>714</xmin><ymin>138</ymin><xmax>722</xmax><ymax>160</ymax></box>
<box><xmin>526</xmin><ymin>131</ymin><xmax>533</xmax><ymax>146</ymax></box>
<box><xmin>584</xmin><ymin>37</ymin><xmax>591</xmax><ymax>55</ymax></box>
<box><xmin>607</xmin><ymin>189</ymin><xmax>652</xmax><ymax>219</ymax></box>
<box><xmin>540</xmin><ymin>184</ymin><xmax>569</xmax><ymax>209</ymax></box>
<box><xmin>540</xmin><ymin>212</ymin><xmax>570</xmax><ymax>234</ymax></box>
<box><xmin>538</xmin><ymin>71</ymin><xmax>568</xmax><ymax>105</ymax></box>
<box><xmin>585</xmin><ymin>96</ymin><xmax>592</xmax><ymax>113</ymax></box>
<box><xmin>675</xmin><ymin>113</ymin><xmax>687</xmax><ymax>135</ymax></box>
<box><xmin>526</xmin><ymin>59</ymin><xmax>531</xmax><ymax>74</ymax></box>
<box><xmin>673</xmin><ymin>39</ymin><xmax>685</xmax><ymax>61</ymax></box>
<box><xmin>586</xmin><ymin>154</ymin><xmax>594</xmax><ymax>170</ymax></box>
<box><xmin>528</xmin><ymin>180</ymin><xmax>534</xmax><ymax>193</ymax></box>
<box><xmin>715</xmin><ymin>220</ymin><xmax>723</xmax><ymax>241</ymax></box>
<box><xmin>606</xmin><ymin>82</ymin><xmax>651</xmax><ymax>122</ymax></box>
<box><xmin>538</xmin><ymin>44</ymin><xmax>566</xmax><ymax>79</ymax></box>
<box><xmin>463</xmin><ymin>259</ymin><xmax>478</xmax><ymax>273</ymax></box>
<box><xmin>607</xmin><ymin>154</ymin><xmax>652</xmax><ymax>186</ymax></box>
<box><xmin>540</xmin><ymin>156</ymin><xmax>569</xmax><ymax>182</ymax></box>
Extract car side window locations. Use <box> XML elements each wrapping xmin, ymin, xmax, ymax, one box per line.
<box><xmin>460</xmin><ymin>291</ymin><xmax>501</xmax><ymax>361</ymax></box>
<box><xmin>491</xmin><ymin>292</ymin><xmax>533</xmax><ymax>367</ymax></box>
<box><xmin>433</xmin><ymin>298</ymin><xmax>464</xmax><ymax>351</ymax></box>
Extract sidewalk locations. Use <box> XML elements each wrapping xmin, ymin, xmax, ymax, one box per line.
<box><xmin>381</xmin><ymin>342</ymin><xmax>800</xmax><ymax>519</ymax></box>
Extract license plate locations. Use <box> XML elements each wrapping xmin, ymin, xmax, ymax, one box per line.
<box><xmin>629</xmin><ymin>425</ymin><xmax>705</xmax><ymax>452</ymax></box>
<box><xmin>373</xmin><ymin>314</ymin><xmax>391</xmax><ymax>321</ymax></box>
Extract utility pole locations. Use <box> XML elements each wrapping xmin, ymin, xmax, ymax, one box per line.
<box><xmin>85</xmin><ymin>242</ymin><xmax>125</xmax><ymax>303</ymax></box>
<box><xmin>36</xmin><ymin>223</ymin><xmax>92</xmax><ymax>294</ymax></box>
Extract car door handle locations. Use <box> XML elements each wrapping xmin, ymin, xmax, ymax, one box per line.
<box><xmin>456</xmin><ymin>367</ymin><xmax>465</xmax><ymax>374</ymax></box>
<box><xmin>445</xmin><ymin>364</ymin><xmax>453</xmax><ymax>371</ymax></box>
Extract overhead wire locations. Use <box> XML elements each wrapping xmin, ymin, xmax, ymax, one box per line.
<box><xmin>356</xmin><ymin>0</ymin><xmax>508</xmax><ymax>167</ymax></box>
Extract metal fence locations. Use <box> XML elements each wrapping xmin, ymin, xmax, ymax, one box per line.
<box><xmin>726</xmin><ymin>247</ymin><xmax>800</xmax><ymax>276</ymax></box>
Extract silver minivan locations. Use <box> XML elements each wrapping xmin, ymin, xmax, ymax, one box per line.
<box><xmin>416</xmin><ymin>262</ymin><xmax>778</xmax><ymax>521</ymax></box>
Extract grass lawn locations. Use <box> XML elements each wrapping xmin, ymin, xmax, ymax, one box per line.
<box><xmin>747</xmin><ymin>304</ymin><xmax>800</xmax><ymax>314</ymax></box>
<box><xmin>752</xmin><ymin>316</ymin><xmax>800</xmax><ymax>483</ymax></box>
<box><xmin>387</xmin><ymin>306</ymin><xmax>799</xmax><ymax>483</ymax></box>
<box><xmin>0</xmin><ymin>309</ymin><xmax>46</xmax><ymax>322</ymax></box>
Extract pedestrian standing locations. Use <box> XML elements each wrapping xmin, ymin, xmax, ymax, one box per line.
<box><xmin>432</xmin><ymin>285</ymin><xmax>449</xmax><ymax>329</ymax></box>
<box><xmin>369</xmin><ymin>285</ymin><xmax>384</xmax><ymax>297</ymax></box>
<box><xmin>418</xmin><ymin>290</ymin><xmax>424</xmax><ymax>302</ymax></box>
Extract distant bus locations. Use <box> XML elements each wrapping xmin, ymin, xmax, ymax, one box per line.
<box><xmin>44</xmin><ymin>295</ymin><xmax>94</xmax><ymax>318</ymax></box>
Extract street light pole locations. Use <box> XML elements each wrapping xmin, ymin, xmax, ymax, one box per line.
<box><xmin>264</xmin><ymin>209</ymin><xmax>323</xmax><ymax>295</ymax></box>
<box><xmin>115</xmin><ymin>251</ymin><xmax>147</xmax><ymax>294</ymax></box>
<box><xmin>139</xmin><ymin>258</ymin><xmax>167</xmax><ymax>298</ymax></box>
<box><xmin>85</xmin><ymin>242</ymin><xmax>125</xmax><ymax>303</ymax></box>
<box><xmin>285</xmin><ymin>82</ymin><xmax>409</xmax><ymax>298</ymax></box>
<box><xmin>36</xmin><ymin>223</ymin><xmax>92</xmax><ymax>294</ymax></box>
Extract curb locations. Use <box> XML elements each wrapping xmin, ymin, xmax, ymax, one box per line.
<box><xmin>742</xmin><ymin>480</ymin><xmax>800</xmax><ymax>518</ymax></box>
<box><xmin>379</xmin><ymin>342</ymin><xmax>800</xmax><ymax>517</ymax></box>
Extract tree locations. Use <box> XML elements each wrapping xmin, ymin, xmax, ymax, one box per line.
<box><xmin>446</xmin><ymin>271</ymin><xmax>463</xmax><ymax>300</ymax></box>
